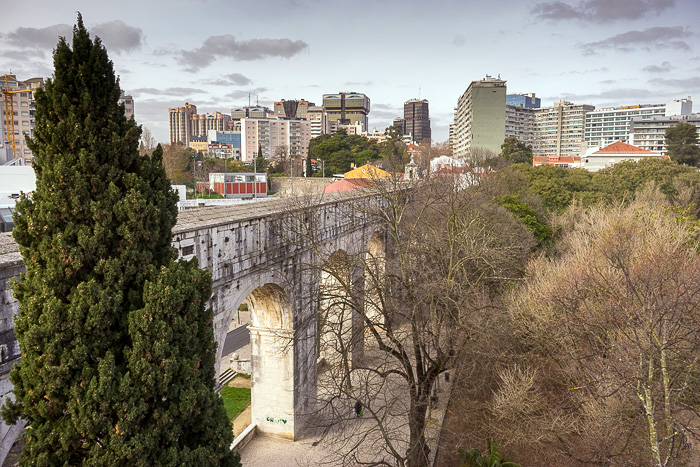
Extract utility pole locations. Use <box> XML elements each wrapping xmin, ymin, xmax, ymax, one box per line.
<box><xmin>253</xmin><ymin>156</ymin><xmax>257</xmax><ymax>200</ymax></box>
<box><xmin>192</xmin><ymin>153</ymin><xmax>197</xmax><ymax>202</ymax></box>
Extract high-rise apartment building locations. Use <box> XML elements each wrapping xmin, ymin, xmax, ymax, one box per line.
<box><xmin>190</xmin><ymin>111</ymin><xmax>232</xmax><ymax>136</ymax></box>
<box><xmin>119</xmin><ymin>91</ymin><xmax>134</xmax><ymax>118</ymax></box>
<box><xmin>452</xmin><ymin>75</ymin><xmax>506</xmax><ymax>158</ymax></box>
<box><xmin>323</xmin><ymin>92</ymin><xmax>370</xmax><ymax>132</ymax></box>
<box><xmin>506</xmin><ymin>93</ymin><xmax>540</xmax><ymax>109</ymax></box>
<box><xmin>169</xmin><ymin>104</ymin><xmax>234</xmax><ymax>146</ymax></box>
<box><xmin>274</xmin><ymin>99</ymin><xmax>314</xmax><ymax>119</ymax></box>
<box><xmin>402</xmin><ymin>99</ymin><xmax>431</xmax><ymax>143</ymax></box>
<box><xmin>168</xmin><ymin>103</ymin><xmax>197</xmax><ymax>146</ymax></box>
<box><xmin>240</xmin><ymin>118</ymin><xmax>312</xmax><ymax>162</ymax></box>
<box><xmin>584</xmin><ymin>98</ymin><xmax>692</xmax><ymax>148</ymax></box>
<box><xmin>629</xmin><ymin>113</ymin><xmax>700</xmax><ymax>154</ymax></box>
<box><xmin>531</xmin><ymin>101</ymin><xmax>594</xmax><ymax>158</ymax></box>
<box><xmin>307</xmin><ymin>106</ymin><xmax>329</xmax><ymax>137</ymax></box>
<box><xmin>1</xmin><ymin>75</ymin><xmax>44</xmax><ymax>164</ymax></box>
<box><xmin>505</xmin><ymin>105</ymin><xmax>536</xmax><ymax>147</ymax></box>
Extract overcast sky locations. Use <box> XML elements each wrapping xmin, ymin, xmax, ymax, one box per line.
<box><xmin>2</xmin><ymin>0</ymin><xmax>699</xmax><ymax>144</ymax></box>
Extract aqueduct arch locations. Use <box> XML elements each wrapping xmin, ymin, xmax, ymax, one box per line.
<box><xmin>0</xmin><ymin>193</ymin><xmax>387</xmax><ymax>457</ymax></box>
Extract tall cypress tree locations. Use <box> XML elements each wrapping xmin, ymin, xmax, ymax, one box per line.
<box><xmin>2</xmin><ymin>15</ymin><xmax>239</xmax><ymax>466</ymax></box>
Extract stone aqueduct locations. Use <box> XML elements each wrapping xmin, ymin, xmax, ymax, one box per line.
<box><xmin>0</xmin><ymin>192</ymin><xmax>384</xmax><ymax>460</ymax></box>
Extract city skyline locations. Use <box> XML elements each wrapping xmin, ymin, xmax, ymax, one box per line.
<box><xmin>1</xmin><ymin>0</ymin><xmax>699</xmax><ymax>144</ymax></box>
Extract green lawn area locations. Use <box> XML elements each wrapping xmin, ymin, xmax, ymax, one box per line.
<box><xmin>220</xmin><ymin>386</ymin><xmax>251</xmax><ymax>421</ymax></box>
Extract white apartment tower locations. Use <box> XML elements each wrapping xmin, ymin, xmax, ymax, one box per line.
<box><xmin>532</xmin><ymin>101</ymin><xmax>594</xmax><ymax>158</ymax></box>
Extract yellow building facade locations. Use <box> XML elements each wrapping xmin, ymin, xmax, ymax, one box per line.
<box><xmin>344</xmin><ymin>163</ymin><xmax>391</xmax><ymax>179</ymax></box>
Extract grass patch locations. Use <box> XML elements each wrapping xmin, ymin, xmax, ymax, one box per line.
<box><xmin>220</xmin><ymin>386</ymin><xmax>251</xmax><ymax>421</ymax></box>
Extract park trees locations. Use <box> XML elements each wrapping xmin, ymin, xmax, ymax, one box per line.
<box><xmin>308</xmin><ymin>129</ymin><xmax>382</xmax><ymax>175</ymax></box>
<box><xmin>666</xmin><ymin>121</ymin><xmax>700</xmax><ymax>166</ymax></box>
<box><xmin>1</xmin><ymin>16</ymin><xmax>239</xmax><ymax>466</ymax></box>
<box><xmin>289</xmin><ymin>174</ymin><xmax>535</xmax><ymax>466</ymax></box>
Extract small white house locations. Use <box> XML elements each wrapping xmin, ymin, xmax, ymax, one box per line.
<box><xmin>583</xmin><ymin>142</ymin><xmax>662</xmax><ymax>172</ymax></box>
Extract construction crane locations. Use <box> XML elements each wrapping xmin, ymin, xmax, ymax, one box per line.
<box><xmin>2</xmin><ymin>74</ymin><xmax>38</xmax><ymax>161</ymax></box>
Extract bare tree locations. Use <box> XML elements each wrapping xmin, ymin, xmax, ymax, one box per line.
<box><xmin>506</xmin><ymin>191</ymin><xmax>700</xmax><ymax>466</ymax></box>
<box><xmin>285</xmin><ymin>175</ymin><xmax>535</xmax><ymax>466</ymax></box>
<box><xmin>274</xmin><ymin>144</ymin><xmax>290</xmax><ymax>173</ymax></box>
<box><xmin>139</xmin><ymin>125</ymin><xmax>157</xmax><ymax>156</ymax></box>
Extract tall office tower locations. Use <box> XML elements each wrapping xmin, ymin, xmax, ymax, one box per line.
<box><xmin>630</xmin><ymin>113</ymin><xmax>699</xmax><ymax>154</ymax></box>
<box><xmin>505</xmin><ymin>105</ymin><xmax>537</xmax><ymax>147</ymax></box>
<box><xmin>168</xmin><ymin>102</ymin><xmax>197</xmax><ymax>145</ymax></box>
<box><xmin>532</xmin><ymin>101</ymin><xmax>594</xmax><ymax>158</ymax></box>
<box><xmin>231</xmin><ymin>106</ymin><xmax>273</xmax><ymax>120</ymax></box>
<box><xmin>403</xmin><ymin>99</ymin><xmax>431</xmax><ymax>143</ymax></box>
<box><xmin>0</xmin><ymin>75</ymin><xmax>44</xmax><ymax>163</ymax></box>
<box><xmin>119</xmin><ymin>91</ymin><xmax>135</xmax><ymax>118</ymax></box>
<box><xmin>240</xmin><ymin>118</ymin><xmax>312</xmax><ymax>162</ymax></box>
<box><xmin>393</xmin><ymin>117</ymin><xmax>405</xmax><ymax>133</ymax></box>
<box><xmin>322</xmin><ymin>92</ymin><xmax>370</xmax><ymax>132</ymax></box>
<box><xmin>506</xmin><ymin>93</ymin><xmax>541</xmax><ymax>109</ymax></box>
<box><xmin>452</xmin><ymin>75</ymin><xmax>506</xmax><ymax>158</ymax></box>
<box><xmin>274</xmin><ymin>99</ymin><xmax>315</xmax><ymax>119</ymax></box>
<box><xmin>307</xmin><ymin>106</ymin><xmax>329</xmax><ymax>137</ymax></box>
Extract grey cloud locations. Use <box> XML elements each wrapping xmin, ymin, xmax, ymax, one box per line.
<box><xmin>225</xmin><ymin>88</ymin><xmax>269</xmax><ymax>100</ymax></box>
<box><xmin>532</xmin><ymin>1</ymin><xmax>582</xmax><ymax>20</ymax></box>
<box><xmin>551</xmin><ymin>88</ymin><xmax>657</xmax><ymax>101</ymax></box>
<box><xmin>599</xmin><ymin>79</ymin><xmax>618</xmax><ymax>84</ymax></box>
<box><xmin>3</xmin><ymin>24</ymin><xmax>72</xmax><ymax>51</ymax></box>
<box><xmin>373</xmin><ymin>103</ymin><xmax>398</xmax><ymax>111</ymax></box>
<box><xmin>453</xmin><ymin>35</ymin><xmax>465</xmax><ymax>46</ymax></box>
<box><xmin>178</xmin><ymin>34</ymin><xmax>308</xmax><ymax>71</ymax></box>
<box><xmin>642</xmin><ymin>61</ymin><xmax>674</xmax><ymax>73</ymax></box>
<box><xmin>371</xmin><ymin>109</ymin><xmax>402</xmax><ymax>120</ymax></box>
<box><xmin>533</xmin><ymin>0</ymin><xmax>675</xmax><ymax>22</ymax></box>
<box><xmin>648</xmin><ymin>77</ymin><xmax>700</xmax><ymax>88</ymax></box>
<box><xmin>153</xmin><ymin>47</ymin><xmax>178</xmax><ymax>56</ymax></box>
<box><xmin>558</xmin><ymin>67</ymin><xmax>609</xmax><ymax>75</ymax></box>
<box><xmin>581</xmin><ymin>27</ymin><xmax>691</xmax><ymax>55</ymax></box>
<box><xmin>344</xmin><ymin>81</ymin><xmax>373</xmax><ymax>87</ymax></box>
<box><xmin>2</xmin><ymin>21</ymin><xmax>143</xmax><ymax>57</ymax></box>
<box><xmin>205</xmin><ymin>73</ymin><xmax>252</xmax><ymax>86</ymax></box>
<box><xmin>0</xmin><ymin>49</ymin><xmax>46</xmax><ymax>60</ymax></box>
<box><xmin>130</xmin><ymin>87</ymin><xmax>206</xmax><ymax>97</ymax></box>
<box><xmin>91</xmin><ymin>20</ymin><xmax>144</xmax><ymax>53</ymax></box>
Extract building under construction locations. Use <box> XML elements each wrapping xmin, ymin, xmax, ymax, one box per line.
<box><xmin>1</xmin><ymin>74</ymin><xmax>43</xmax><ymax>165</ymax></box>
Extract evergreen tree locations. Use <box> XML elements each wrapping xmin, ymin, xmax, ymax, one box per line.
<box><xmin>499</xmin><ymin>137</ymin><xmax>533</xmax><ymax>164</ymax></box>
<box><xmin>2</xmin><ymin>15</ymin><xmax>239</xmax><ymax>466</ymax></box>
<box><xmin>665</xmin><ymin>121</ymin><xmax>700</xmax><ymax>166</ymax></box>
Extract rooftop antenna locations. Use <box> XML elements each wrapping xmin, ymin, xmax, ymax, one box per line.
<box><xmin>256</xmin><ymin>94</ymin><xmax>259</xmax><ymax>106</ymax></box>
<box><xmin>248</xmin><ymin>93</ymin><xmax>250</xmax><ymax>107</ymax></box>
<box><xmin>418</xmin><ymin>85</ymin><xmax>421</xmax><ymax>100</ymax></box>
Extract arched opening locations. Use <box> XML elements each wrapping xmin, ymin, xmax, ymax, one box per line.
<box><xmin>318</xmin><ymin>250</ymin><xmax>354</xmax><ymax>370</ymax></box>
<box><xmin>365</xmin><ymin>231</ymin><xmax>386</xmax><ymax>337</ymax></box>
<box><xmin>220</xmin><ymin>282</ymin><xmax>296</xmax><ymax>439</ymax></box>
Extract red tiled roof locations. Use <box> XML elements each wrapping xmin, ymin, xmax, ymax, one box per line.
<box><xmin>533</xmin><ymin>155</ymin><xmax>581</xmax><ymax>165</ymax></box>
<box><xmin>323</xmin><ymin>178</ymin><xmax>375</xmax><ymax>193</ymax></box>
<box><xmin>593</xmin><ymin>141</ymin><xmax>653</xmax><ymax>154</ymax></box>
